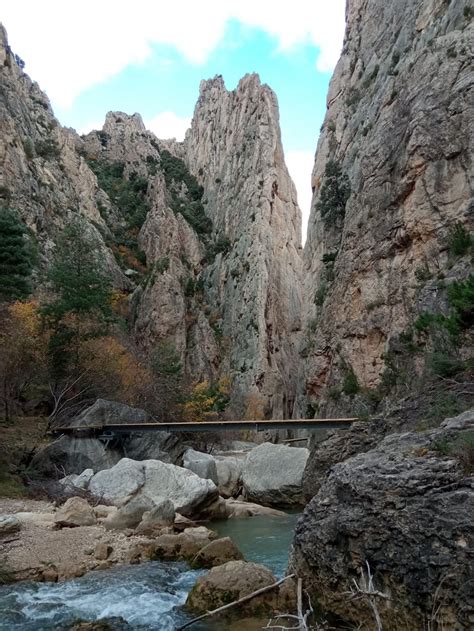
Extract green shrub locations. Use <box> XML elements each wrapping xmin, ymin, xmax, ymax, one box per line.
<box><xmin>184</xmin><ymin>277</ymin><xmax>196</xmax><ymax>297</ymax></box>
<box><xmin>35</xmin><ymin>138</ymin><xmax>60</xmax><ymax>159</ymax></box>
<box><xmin>322</xmin><ymin>251</ymin><xmax>338</xmax><ymax>264</ymax></box>
<box><xmin>428</xmin><ymin>351</ymin><xmax>465</xmax><ymax>377</ymax></box>
<box><xmin>448</xmin><ymin>223</ymin><xmax>472</xmax><ymax>257</ymax></box>
<box><xmin>155</xmin><ymin>257</ymin><xmax>169</xmax><ymax>274</ymax></box>
<box><xmin>434</xmin><ymin>431</ymin><xmax>474</xmax><ymax>474</ymax></box>
<box><xmin>23</xmin><ymin>137</ymin><xmax>35</xmax><ymax>159</ymax></box>
<box><xmin>327</xmin><ymin>386</ymin><xmax>341</xmax><ymax>401</ymax></box>
<box><xmin>207</xmin><ymin>235</ymin><xmax>231</xmax><ymax>261</ymax></box>
<box><xmin>151</xmin><ymin>341</ymin><xmax>182</xmax><ymax>376</ymax></box>
<box><xmin>447</xmin><ymin>275</ymin><xmax>474</xmax><ymax>328</ymax></box>
<box><xmin>342</xmin><ymin>368</ymin><xmax>359</xmax><ymax>395</ymax></box>
<box><xmin>314</xmin><ymin>283</ymin><xmax>327</xmax><ymax>306</ymax></box>
<box><xmin>316</xmin><ymin>160</ymin><xmax>350</xmax><ymax>227</ymax></box>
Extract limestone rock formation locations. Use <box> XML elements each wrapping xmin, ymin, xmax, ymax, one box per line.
<box><xmin>184</xmin><ymin>74</ymin><xmax>304</xmax><ymax>417</ymax></box>
<box><xmin>299</xmin><ymin>0</ymin><xmax>473</xmax><ymax>416</ymax></box>
<box><xmin>0</xmin><ymin>25</ymin><xmax>128</xmax><ymax>289</ymax></box>
<box><xmin>186</xmin><ymin>560</ymin><xmax>295</xmax><ymax>618</ymax></box>
<box><xmin>242</xmin><ymin>442</ymin><xmax>309</xmax><ymax>506</ymax></box>
<box><xmin>88</xmin><ymin>457</ymin><xmax>218</xmax><ymax>517</ymax></box>
<box><xmin>183</xmin><ymin>448</ymin><xmax>218</xmax><ymax>484</ymax></box>
<box><xmin>290</xmin><ymin>409</ymin><xmax>474</xmax><ymax>629</ymax></box>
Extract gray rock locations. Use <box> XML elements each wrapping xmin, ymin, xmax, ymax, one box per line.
<box><xmin>0</xmin><ymin>514</ymin><xmax>21</xmax><ymax>536</ymax></box>
<box><xmin>242</xmin><ymin>443</ymin><xmax>309</xmax><ymax>506</ymax></box>
<box><xmin>72</xmin><ymin>399</ymin><xmax>148</xmax><ymax>428</ymax></box>
<box><xmin>124</xmin><ymin>431</ymin><xmax>185</xmax><ymax>465</ymax></box>
<box><xmin>89</xmin><ymin>458</ymin><xmax>145</xmax><ymax>506</ymax></box>
<box><xmin>290</xmin><ymin>409</ymin><xmax>474</xmax><ymax>629</ymax></box>
<box><xmin>190</xmin><ymin>536</ymin><xmax>244</xmax><ymax>569</ymax></box>
<box><xmin>183</xmin><ymin>449</ymin><xmax>218</xmax><ymax>484</ymax></box>
<box><xmin>135</xmin><ymin>499</ymin><xmax>175</xmax><ymax>534</ymax></box>
<box><xmin>31</xmin><ymin>436</ymin><xmax>121</xmax><ymax>477</ymax></box>
<box><xmin>141</xmin><ymin>459</ymin><xmax>218</xmax><ymax>517</ymax></box>
<box><xmin>103</xmin><ymin>495</ymin><xmax>155</xmax><ymax>530</ymax></box>
<box><xmin>88</xmin><ymin>457</ymin><xmax>219</xmax><ymax>518</ymax></box>
<box><xmin>55</xmin><ymin>497</ymin><xmax>97</xmax><ymax>528</ymax></box>
<box><xmin>59</xmin><ymin>468</ymin><xmax>94</xmax><ymax>490</ymax></box>
<box><xmin>214</xmin><ymin>456</ymin><xmax>243</xmax><ymax>497</ymax></box>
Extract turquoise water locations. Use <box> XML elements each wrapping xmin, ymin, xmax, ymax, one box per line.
<box><xmin>0</xmin><ymin>512</ymin><xmax>300</xmax><ymax>630</ymax></box>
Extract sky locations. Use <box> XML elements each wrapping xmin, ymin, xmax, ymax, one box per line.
<box><xmin>2</xmin><ymin>1</ymin><xmax>346</xmax><ymax>242</ymax></box>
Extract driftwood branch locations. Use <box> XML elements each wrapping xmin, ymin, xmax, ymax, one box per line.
<box><xmin>265</xmin><ymin>578</ymin><xmax>314</xmax><ymax>630</ymax></box>
<box><xmin>344</xmin><ymin>562</ymin><xmax>390</xmax><ymax>631</ymax></box>
<box><xmin>177</xmin><ymin>574</ymin><xmax>295</xmax><ymax>631</ymax></box>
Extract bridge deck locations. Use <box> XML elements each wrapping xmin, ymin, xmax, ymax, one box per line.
<box><xmin>54</xmin><ymin>418</ymin><xmax>358</xmax><ymax>434</ymax></box>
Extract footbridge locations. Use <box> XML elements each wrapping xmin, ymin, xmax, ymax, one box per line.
<box><xmin>53</xmin><ymin>418</ymin><xmax>358</xmax><ymax>438</ymax></box>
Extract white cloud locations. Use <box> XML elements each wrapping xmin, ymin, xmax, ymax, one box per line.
<box><xmin>2</xmin><ymin>1</ymin><xmax>345</xmax><ymax>108</ymax></box>
<box><xmin>286</xmin><ymin>150</ymin><xmax>315</xmax><ymax>244</ymax></box>
<box><xmin>145</xmin><ymin>111</ymin><xmax>191</xmax><ymax>141</ymax></box>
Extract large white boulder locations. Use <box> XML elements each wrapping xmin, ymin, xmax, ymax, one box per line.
<box><xmin>242</xmin><ymin>443</ymin><xmax>309</xmax><ymax>507</ymax></box>
<box><xmin>183</xmin><ymin>449</ymin><xmax>218</xmax><ymax>484</ymax></box>
<box><xmin>88</xmin><ymin>457</ymin><xmax>218</xmax><ymax>518</ymax></box>
<box><xmin>215</xmin><ymin>456</ymin><xmax>243</xmax><ymax>497</ymax></box>
<box><xmin>89</xmin><ymin>458</ymin><xmax>145</xmax><ymax>505</ymax></box>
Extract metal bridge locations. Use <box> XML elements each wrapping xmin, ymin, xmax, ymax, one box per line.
<box><xmin>53</xmin><ymin>418</ymin><xmax>358</xmax><ymax>437</ymax></box>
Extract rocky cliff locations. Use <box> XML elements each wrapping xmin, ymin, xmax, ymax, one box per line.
<box><xmin>0</xmin><ymin>23</ymin><xmax>303</xmax><ymax>418</ymax></box>
<box><xmin>299</xmin><ymin>0</ymin><xmax>473</xmax><ymax>419</ymax></box>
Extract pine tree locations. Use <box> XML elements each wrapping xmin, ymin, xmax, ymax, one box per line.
<box><xmin>47</xmin><ymin>221</ymin><xmax>112</xmax><ymax>320</ymax></box>
<box><xmin>0</xmin><ymin>209</ymin><xmax>32</xmax><ymax>302</ymax></box>
<box><xmin>44</xmin><ymin>220</ymin><xmax>112</xmax><ymax>376</ymax></box>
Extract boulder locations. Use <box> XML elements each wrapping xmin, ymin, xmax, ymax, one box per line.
<box><xmin>89</xmin><ymin>458</ymin><xmax>145</xmax><ymax>506</ymax></box>
<box><xmin>72</xmin><ymin>399</ymin><xmax>148</xmax><ymax>428</ymax></box>
<box><xmin>135</xmin><ymin>499</ymin><xmax>175</xmax><ymax>534</ymax></box>
<box><xmin>124</xmin><ymin>431</ymin><xmax>185</xmax><ymax>465</ymax></box>
<box><xmin>242</xmin><ymin>443</ymin><xmax>309</xmax><ymax>506</ymax></box>
<box><xmin>103</xmin><ymin>495</ymin><xmax>155</xmax><ymax>530</ymax></box>
<box><xmin>94</xmin><ymin>543</ymin><xmax>113</xmax><ymax>560</ymax></box>
<box><xmin>55</xmin><ymin>497</ymin><xmax>97</xmax><ymax>527</ymax></box>
<box><xmin>215</xmin><ymin>456</ymin><xmax>243</xmax><ymax>497</ymax></box>
<box><xmin>186</xmin><ymin>560</ymin><xmax>295</xmax><ymax>617</ymax></box>
<box><xmin>0</xmin><ymin>514</ymin><xmax>21</xmax><ymax>536</ymax></box>
<box><xmin>93</xmin><ymin>505</ymin><xmax>117</xmax><ymax>519</ymax></box>
<box><xmin>141</xmin><ymin>459</ymin><xmax>218</xmax><ymax>517</ymax></box>
<box><xmin>191</xmin><ymin>536</ymin><xmax>244</xmax><ymax>568</ymax></box>
<box><xmin>224</xmin><ymin>498</ymin><xmax>286</xmax><ymax>518</ymax></box>
<box><xmin>59</xmin><ymin>468</ymin><xmax>94</xmax><ymax>490</ymax></box>
<box><xmin>290</xmin><ymin>409</ymin><xmax>474</xmax><ymax>630</ymax></box>
<box><xmin>144</xmin><ymin>527</ymin><xmax>216</xmax><ymax>561</ymax></box>
<box><xmin>88</xmin><ymin>458</ymin><xmax>219</xmax><ymax>518</ymax></box>
<box><xmin>31</xmin><ymin>436</ymin><xmax>121</xmax><ymax>476</ymax></box>
<box><xmin>183</xmin><ymin>448</ymin><xmax>218</xmax><ymax>484</ymax></box>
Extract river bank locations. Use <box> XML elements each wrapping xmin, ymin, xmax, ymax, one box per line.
<box><xmin>0</xmin><ymin>512</ymin><xmax>300</xmax><ymax>630</ymax></box>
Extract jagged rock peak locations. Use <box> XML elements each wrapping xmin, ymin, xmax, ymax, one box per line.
<box><xmin>103</xmin><ymin>111</ymin><xmax>146</xmax><ymax>134</ymax></box>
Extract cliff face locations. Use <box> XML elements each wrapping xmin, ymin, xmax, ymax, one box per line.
<box><xmin>300</xmin><ymin>0</ymin><xmax>473</xmax><ymax>414</ymax></box>
<box><xmin>0</xmin><ymin>25</ymin><xmax>127</xmax><ymax>289</ymax></box>
<box><xmin>185</xmin><ymin>75</ymin><xmax>303</xmax><ymax>417</ymax></box>
<box><xmin>0</xmin><ymin>23</ymin><xmax>303</xmax><ymax>418</ymax></box>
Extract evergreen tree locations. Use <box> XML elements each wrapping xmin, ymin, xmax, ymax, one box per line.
<box><xmin>47</xmin><ymin>221</ymin><xmax>112</xmax><ymax>321</ymax></box>
<box><xmin>44</xmin><ymin>220</ymin><xmax>112</xmax><ymax>375</ymax></box>
<box><xmin>0</xmin><ymin>209</ymin><xmax>32</xmax><ymax>302</ymax></box>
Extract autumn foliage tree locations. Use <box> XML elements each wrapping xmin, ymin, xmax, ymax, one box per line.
<box><xmin>0</xmin><ymin>301</ymin><xmax>48</xmax><ymax>422</ymax></box>
<box><xmin>183</xmin><ymin>377</ymin><xmax>230</xmax><ymax>422</ymax></box>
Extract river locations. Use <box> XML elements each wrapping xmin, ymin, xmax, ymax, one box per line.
<box><xmin>0</xmin><ymin>512</ymin><xmax>300</xmax><ymax>630</ymax></box>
